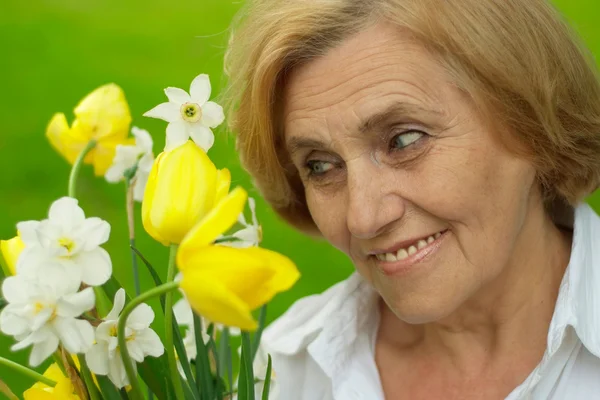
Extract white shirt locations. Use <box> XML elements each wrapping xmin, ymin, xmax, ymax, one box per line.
<box><xmin>262</xmin><ymin>204</ymin><xmax>600</xmax><ymax>399</ymax></box>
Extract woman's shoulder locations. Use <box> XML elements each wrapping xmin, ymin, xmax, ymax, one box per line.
<box><xmin>262</xmin><ymin>272</ymin><xmax>365</xmax><ymax>356</ymax></box>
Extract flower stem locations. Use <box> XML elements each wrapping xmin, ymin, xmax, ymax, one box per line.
<box><xmin>0</xmin><ymin>356</ymin><xmax>56</xmax><ymax>387</ymax></box>
<box><xmin>164</xmin><ymin>244</ymin><xmax>185</xmax><ymax>400</ymax></box>
<box><xmin>125</xmin><ymin>180</ymin><xmax>141</xmax><ymax>296</ymax></box>
<box><xmin>117</xmin><ymin>281</ymin><xmax>179</xmax><ymax>400</ymax></box>
<box><xmin>68</xmin><ymin>139</ymin><xmax>97</xmax><ymax>198</ymax></box>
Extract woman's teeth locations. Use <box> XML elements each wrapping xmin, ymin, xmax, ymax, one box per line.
<box><xmin>375</xmin><ymin>232</ymin><xmax>442</xmax><ymax>262</ymax></box>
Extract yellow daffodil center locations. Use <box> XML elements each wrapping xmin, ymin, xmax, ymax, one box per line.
<box><xmin>58</xmin><ymin>237</ymin><xmax>75</xmax><ymax>254</ymax></box>
<box><xmin>180</xmin><ymin>102</ymin><xmax>202</xmax><ymax>122</ymax></box>
<box><xmin>34</xmin><ymin>302</ymin><xmax>57</xmax><ymax>321</ymax></box>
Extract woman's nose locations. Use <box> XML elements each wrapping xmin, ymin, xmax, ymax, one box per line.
<box><xmin>345</xmin><ymin>163</ymin><xmax>406</xmax><ymax>240</ymax></box>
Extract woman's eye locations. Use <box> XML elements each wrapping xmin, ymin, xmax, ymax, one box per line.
<box><xmin>391</xmin><ymin>130</ymin><xmax>425</xmax><ymax>150</ymax></box>
<box><xmin>306</xmin><ymin>160</ymin><xmax>334</xmax><ymax>176</ymax></box>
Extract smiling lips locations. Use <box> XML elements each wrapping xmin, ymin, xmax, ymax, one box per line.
<box><xmin>373</xmin><ymin>231</ymin><xmax>445</xmax><ymax>262</ymax></box>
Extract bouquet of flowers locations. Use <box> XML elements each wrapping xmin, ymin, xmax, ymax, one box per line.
<box><xmin>0</xmin><ymin>73</ymin><xmax>299</xmax><ymax>400</ymax></box>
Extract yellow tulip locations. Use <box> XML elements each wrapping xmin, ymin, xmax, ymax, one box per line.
<box><xmin>46</xmin><ymin>83</ymin><xmax>133</xmax><ymax>176</ymax></box>
<box><xmin>142</xmin><ymin>140</ymin><xmax>231</xmax><ymax>245</ymax></box>
<box><xmin>23</xmin><ymin>364</ymin><xmax>80</xmax><ymax>400</ymax></box>
<box><xmin>177</xmin><ymin>187</ymin><xmax>300</xmax><ymax>331</ymax></box>
<box><xmin>0</xmin><ymin>235</ymin><xmax>25</xmax><ymax>275</ymax></box>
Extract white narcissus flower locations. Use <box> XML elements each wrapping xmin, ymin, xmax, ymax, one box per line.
<box><xmin>143</xmin><ymin>73</ymin><xmax>225</xmax><ymax>152</ymax></box>
<box><xmin>85</xmin><ymin>289</ymin><xmax>164</xmax><ymax>389</ymax></box>
<box><xmin>0</xmin><ymin>275</ymin><xmax>95</xmax><ymax>367</ymax></box>
<box><xmin>16</xmin><ymin>197</ymin><xmax>112</xmax><ymax>288</ymax></box>
<box><xmin>223</xmin><ymin>197</ymin><xmax>262</xmax><ymax>248</ymax></box>
<box><xmin>105</xmin><ymin>126</ymin><xmax>155</xmax><ymax>202</ymax></box>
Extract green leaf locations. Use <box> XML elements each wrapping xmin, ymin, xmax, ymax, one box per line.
<box><xmin>194</xmin><ymin>315</ymin><xmax>214</xmax><ymax>400</ymax></box>
<box><xmin>132</xmin><ymin>245</ymin><xmax>201</xmax><ymax>400</ymax></box>
<box><xmin>252</xmin><ymin>305</ymin><xmax>268</xmax><ymax>361</ymax></box>
<box><xmin>240</xmin><ymin>332</ymin><xmax>255</xmax><ymax>400</ymax></box>
<box><xmin>101</xmin><ymin>275</ymin><xmax>129</xmax><ymax>304</ymax></box>
<box><xmin>0</xmin><ymin>297</ymin><xmax>7</xmax><ymax>312</ymax></box>
<box><xmin>96</xmin><ymin>375</ymin><xmax>122</xmax><ymax>400</ymax></box>
<box><xmin>261</xmin><ymin>355</ymin><xmax>273</xmax><ymax>400</ymax></box>
<box><xmin>139</xmin><ymin>354</ymin><xmax>175</xmax><ymax>400</ymax></box>
<box><xmin>207</xmin><ymin>333</ymin><xmax>223</xmax><ymax>400</ymax></box>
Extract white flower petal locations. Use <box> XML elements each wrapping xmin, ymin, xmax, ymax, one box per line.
<box><xmin>86</xmin><ymin>342</ymin><xmax>110</xmax><ymax>375</ymax></box>
<box><xmin>164</xmin><ymin>87</ymin><xmax>191</xmax><ymax>104</ymax></box>
<box><xmin>132</xmin><ymin>127</ymin><xmax>154</xmax><ymax>152</ymax></box>
<box><xmin>135</xmin><ymin>328</ymin><xmax>164</xmax><ymax>358</ymax></box>
<box><xmin>173</xmin><ymin>298</ymin><xmax>193</xmax><ymax>326</ymax></box>
<box><xmin>133</xmin><ymin>171</ymin><xmax>149</xmax><ymax>203</ymax></box>
<box><xmin>77</xmin><ymin>217</ymin><xmax>111</xmax><ymax>251</ymax></box>
<box><xmin>128</xmin><ymin>303</ymin><xmax>154</xmax><ymax>330</ymax></box>
<box><xmin>57</xmin><ymin>287</ymin><xmax>95</xmax><ymax>317</ymax></box>
<box><xmin>143</xmin><ymin>102</ymin><xmax>180</xmax><ymax>123</ymax></box>
<box><xmin>232</xmin><ymin>227</ymin><xmax>260</xmax><ymax>246</ymax></box>
<box><xmin>127</xmin><ymin>340</ymin><xmax>145</xmax><ymax>363</ymax></box>
<box><xmin>1</xmin><ymin>276</ymin><xmax>28</xmax><ymax>303</ymax></box>
<box><xmin>0</xmin><ymin>308</ymin><xmax>29</xmax><ymax>336</ymax></box>
<box><xmin>55</xmin><ymin>317</ymin><xmax>95</xmax><ymax>354</ymax></box>
<box><xmin>105</xmin><ymin>163</ymin><xmax>127</xmax><ymax>183</ymax></box>
<box><xmin>200</xmin><ymin>101</ymin><xmax>225</xmax><ymax>128</ymax></box>
<box><xmin>31</xmin><ymin>308</ymin><xmax>54</xmax><ymax>331</ymax></box>
<box><xmin>48</xmin><ymin>197</ymin><xmax>85</xmax><ymax>230</ymax></box>
<box><xmin>248</xmin><ymin>198</ymin><xmax>258</xmax><ymax>226</ymax></box>
<box><xmin>189</xmin><ymin>74</ymin><xmax>211</xmax><ymax>105</ymax></box>
<box><xmin>189</xmin><ymin>124</ymin><xmax>214</xmax><ymax>152</ymax></box>
<box><xmin>108</xmin><ymin>355</ymin><xmax>132</xmax><ymax>389</ymax></box>
<box><xmin>165</xmin><ymin>120</ymin><xmax>190</xmax><ymax>151</ymax></box>
<box><xmin>137</xmin><ymin>153</ymin><xmax>154</xmax><ymax>174</ymax></box>
<box><xmin>16</xmin><ymin>221</ymin><xmax>41</xmax><ymax>245</ymax></box>
<box><xmin>106</xmin><ymin>289</ymin><xmax>126</xmax><ymax>321</ymax></box>
<box><xmin>77</xmin><ymin>248</ymin><xmax>112</xmax><ymax>287</ymax></box>
<box><xmin>28</xmin><ymin>334</ymin><xmax>59</xmax><ymax>367</ymax></box>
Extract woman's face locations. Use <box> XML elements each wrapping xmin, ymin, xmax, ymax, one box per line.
<box><xmin>283</xmin><ymin>22</ymin><xmax>541</xmax><ymax>324</ymax></box>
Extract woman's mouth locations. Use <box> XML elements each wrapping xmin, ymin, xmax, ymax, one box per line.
<box><xmin>371</xmin><ymin>230</ymin><xmax>448</xmax><ymax>275</ymax></box>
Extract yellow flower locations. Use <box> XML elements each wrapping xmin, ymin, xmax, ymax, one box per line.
<box><xmin>142</xmin><ymin>140</ymin><xmax>231</xmax><ymax>245</ymax></box>
<box><xmin>23</xmin><ymin>363</ymin><xmax>80</xmax><ymax>400</ymax></box>
<box><xmin>177</xmin><ymin>187</ymin><xmax>300</xmax><ymax>331</ymax></box>
<box><xmin>46</xmin><ymin>83</ymin><xmax>133</xmax><ymax>176</ymax></box>
<box><xmin>0</xmin><ymin>235</ymin><xmax>25</xmax><ymax>275</ymax></box>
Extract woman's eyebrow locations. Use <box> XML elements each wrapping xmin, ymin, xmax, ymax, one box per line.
<box><xmin>285</xmin><ymin>137</ymin><xmax>327</xmax><ymax>156</ymax></box>
<box><xmin>358</xmin><ymin>101</ymin><xmax>442</xmax><ymax>134</ymax></box>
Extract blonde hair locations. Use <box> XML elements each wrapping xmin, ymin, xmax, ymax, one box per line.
<box><xmin>222</xmin><ymin>0</ymin><xmax>600</xmax><ymax>234</ymax></box>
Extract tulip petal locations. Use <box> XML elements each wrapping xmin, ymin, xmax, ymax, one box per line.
<box><xmin>189</xmin><ymin>124</ymin><xmax>214</xmax><ymax>152</ymax></box>
<box><xmin>164</xmin><ymin>87</ymin><xmax>191</xmax><ymax>104</ymax></box>
<box><xmin>149</xmin><ymin>142</ymin><xmax>218</xmax><ymax>244</ymax></box>
<box><xmin>74</xmin><ymin>84</ymin><xmax>131</xmax><ymax>127</ymax></box>
<box><xmin>0</xmin><ymin>236</ymin><xmax>25</xmax><ymax>275</ymax></box>
<box><xmin>201</xmin><ymin>101</ymin><xmax>225</xmax><ymax>128</ymax></box>
<box><xmin>165</xmin><ymin>121</ymin><xmax>190</xmax><ymax>151</ymax></box>
<box><xmin>178</xmin><ymin>187</ymin><xmax>247</xmax><ymax>258</ymax></box>
<box><xmin>189</xmin><ymin>74</ymin><xmax>211</xmax><ymax>105</ymax></box>
<box><xmin>141</xmin><ymin>153</ymin><xmax>170</xmax><ymax>245</ymax></box>
<box><xmin>180</xmin><ymin>271</ymin><xmax>257</xmax><ymax>331</ymax></box>
<box><xmin>77</xmin><ymin>247</ymin><xmax>112</xmax><ymax>286</ymax></box>
<box><xmin>178</xmin><ymin>245</ymin><xmax>299</xmax><ymax>310</ymax></box>
<box><xmin>215</xmin><ymin>168</ymin><xmax>231</xmax><ymax>204</ymax></box>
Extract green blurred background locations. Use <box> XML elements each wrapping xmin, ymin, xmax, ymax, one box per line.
<box><xmin>0</xmin><ymin>0</ymin><xmax>599</xmax><ymax>395</ymax></box>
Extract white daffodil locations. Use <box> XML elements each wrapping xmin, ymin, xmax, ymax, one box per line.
<box><xmin>224</xmin><ymin>197</ymin><xmax>262</xmax><ymax>248</ymax></box>
<box><xmin>143</xmin><ymin>73</ymin><xmax>224</xmax><ymax>152</ymax></box>
<box><xmin>105</xmin><ymin>126</ymin><xmax>155</xmax><ymax>202</ymax></box>
<box><xmin>16</xmin><ymin>197</ymin><xmax>112</xmax><ymax>288</ymax></box>
<box><xmin>0</xmin><ymin>275</ymin><xmax>95</xmax><ymax>367</ymax></box>
<box><xmin>85</xmin><ymin>289</ymin><xmax>164</xmax><ymax>389</ymax></box>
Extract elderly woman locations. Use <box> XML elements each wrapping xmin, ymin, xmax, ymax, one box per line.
<box><xmin>224</xmin><ymin>0</ymin><xmax>600</xmax><ymax>398</ymax></box>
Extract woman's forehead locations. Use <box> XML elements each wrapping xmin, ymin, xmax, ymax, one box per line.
<box><xmin>282</xmin><ymin>23</ymin><xmax>453</xmax><ymax>140</ymax></box>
